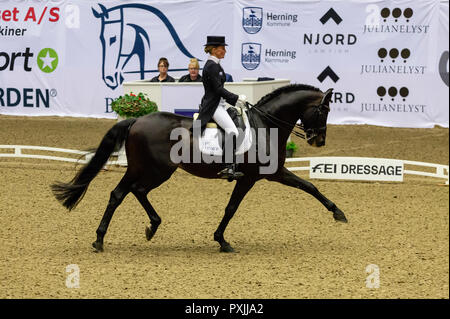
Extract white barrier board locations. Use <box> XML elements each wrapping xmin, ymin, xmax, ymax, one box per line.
<box><xmin>309</xmin><ymin>157</ymin><xmax>404</xmax><ymax>182</ymax></box>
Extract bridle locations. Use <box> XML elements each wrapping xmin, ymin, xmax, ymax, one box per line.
<box><xmin>248</xmin><ymin>100</ymin><xmax>330</xmax><ymax>142</ymax></box>
<box><xmin>303</xmin><ymin>102</ymin><xmax>330</xmax><ymax>143</ymax></box>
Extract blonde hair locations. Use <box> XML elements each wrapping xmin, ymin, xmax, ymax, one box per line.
<box><xmin>204</xmin><ymin>45</ymin><xmax>215</xmax><ymax>54</ymax></box>
<box><xmin>189</xmin><ymin>58</ymin><xmax>199</xmax><ymax>69</ymax></box>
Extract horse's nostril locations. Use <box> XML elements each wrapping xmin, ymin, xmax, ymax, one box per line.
<box><xmin>105</xmin><ymin>76</ymin><xmax>115</xmax><ymax>84</ymax></box>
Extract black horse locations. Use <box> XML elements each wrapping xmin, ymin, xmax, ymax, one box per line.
<box><xmin>51</xmin><ymin>84</ymin><xmax>348</xmax><ymax>253</ymax></box>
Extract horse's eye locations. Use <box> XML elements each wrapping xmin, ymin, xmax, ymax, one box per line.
<box><xmin>109</xmin><ymin>36</ymin><xmax>117</xmax><ymax>46</ymax></box>
<box><xmin>319</xmin><ymin>104</ymin><xmax>330</xmax><ymax>113</ymax></box>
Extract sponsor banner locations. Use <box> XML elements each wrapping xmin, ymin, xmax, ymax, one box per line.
<box><xmin>309</xmin><ymin>157</ymin><xmax>404</xmax><ymax>182</ymax></box>
<box><xmin>0</xmin><ymin>0</ymin><xmax>448</xmax><ymax>128</ymax></box>
<box><xmin>233</xmin><ymin>0</ymin><xmax>448</xmax><ymax>128</ymax></box>
<box><xmin>0</xmin><ymin>0</ymin><xmax>233</xmax><ymax>118</ymax></box>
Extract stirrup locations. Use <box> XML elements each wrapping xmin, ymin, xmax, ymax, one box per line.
<box><xmin>217</xmin><ymin>165</ymin><xmax>244</xmax><ymax>181</ymax></box>
<box><xmin>228</xmin><ymin>171</ymin><xmax>244</xmax><ymax>181</ymax></box>
<box><xmin>217</xmin><ymin>166</ymin><xmax>233</xmax><ymax>178</ymax></box>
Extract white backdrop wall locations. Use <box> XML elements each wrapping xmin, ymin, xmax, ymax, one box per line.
<box><xmin>0</xmin><ymin>0</ymin><xmax>448</xmax><ymax>128</ymax></box>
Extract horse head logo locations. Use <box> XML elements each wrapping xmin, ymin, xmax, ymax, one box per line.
<box><xmin>92</xmin><ymin>3</ymin><xmax>198</xmax><ymax>90</ymax></box>
<box><xmin>241</xmin><ymin>43</ymin><xmax>261</xmax><ymax>70</ymax></box>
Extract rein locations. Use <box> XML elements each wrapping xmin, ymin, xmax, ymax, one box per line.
<box><xmin>247</xmin><ymin>102</ymin><xmax>306</xmax><ymax>139</ymax></box>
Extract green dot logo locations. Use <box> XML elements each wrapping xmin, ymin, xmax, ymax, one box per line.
<box><xmin>37</xmin><ymin>48</ymin><xmax>59</xmax><ymax>73</ymax></box>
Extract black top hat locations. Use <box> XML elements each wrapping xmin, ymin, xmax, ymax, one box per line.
<box><xmin>204</xmin><ymin>36</ymin><xmax>228</xmax><ymax>46</ymax></box>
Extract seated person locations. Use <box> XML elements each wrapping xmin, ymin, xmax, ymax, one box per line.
<box><xmin>149</xmin><ymin>57</ymin><xmax>175</xmax><ymax>82</ymax></box>
<box><xmin>225</xmin><ymin>73</ymin><xmax>233</xmax><ymax>82</ymax></box>
<box><xmin>178</xmin><ymin>58</ymin><xmax>202</xmax><ymax>82</ymax></box>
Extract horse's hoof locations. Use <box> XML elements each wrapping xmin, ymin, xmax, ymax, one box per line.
<box><xmin>145</xmin><ymin>226</ymin><xmax>155</xmax><ymax>241</ymax></box>
<box><xmin>333</xmin><ymin>208</ymin><xmax>348</xmax><ymax>223</ymax></box>
<box><xmin>220</xmin><ymin>243</ymin><xmax>235</xmax><ymax>253</ymax></box>
<box><xmin>92</xmin><ymin>241</ymin><xmax>104</xmax><ymax>252</ymax></box>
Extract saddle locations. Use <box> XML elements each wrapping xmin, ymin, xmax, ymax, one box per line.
<box><xmin>193</xmin><ymin>106</ymin><xmax>253</xmax><ymax>157</ymax></box>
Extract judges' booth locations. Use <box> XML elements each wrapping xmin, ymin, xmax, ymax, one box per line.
<box><xmin>122</xmin><ymin>78</ymin><xmax>291</xmax><ymax>117</ymax></box>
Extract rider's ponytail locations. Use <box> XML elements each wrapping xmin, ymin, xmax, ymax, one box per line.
<box><xmin>204</xmin><ymin>45</ymin><xmax>214</xmax><ymax>54</ymax></box>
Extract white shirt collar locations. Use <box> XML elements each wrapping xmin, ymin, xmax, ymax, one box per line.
<box><xmin>208</xmin><ymin>55</ymin><xmax>221</xmax><ymax>64</ymax></box>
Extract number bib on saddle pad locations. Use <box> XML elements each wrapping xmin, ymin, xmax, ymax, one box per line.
<box><xmin>194</xmin><ymin>108</ymin><xmax>253</xmax><ymax>157</ymax></box>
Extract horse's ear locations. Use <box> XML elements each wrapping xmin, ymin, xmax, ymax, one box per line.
<box><xmin>92</xmin><ymin>8</ymin><xmax>101</xmax><ymax>18</ymax></box>
<box><xmin>92</xmin><ymin>4</ymin><xmax>109</xmax><ymax>19</ymax></box>
<box><xmin>321</xmin><ymin>88</ymin><xmax>333</xmax><ymax>105</ymax></box>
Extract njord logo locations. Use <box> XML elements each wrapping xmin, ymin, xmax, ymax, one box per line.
<box><xmin>360</xmin><ymin>48</ymin><xmax>426</xmax><ymax>75</ymax></box>
<box><xmin>316</xmin><ymin>66</ymin><xmax>354</xmax><ymax>106</ymax></box>
<box><xmin>320</xmin><ymin>8</ymin><xmax>342</xmax><ymax>25</ymax></box>
<box><xmin>304</xmin><ymin>8</ymin><xmax>356</xmax><ymax>53</ymax></box>
<box><xmin>241</xmin><ymin>43</ymin><xmax>261</xmax><ymax>70</ymax></box>
<box><xmin>92</xmin><ymin>3</ymin><xmax>198</xmax><ymax>90</ymax></box>
<box><xmin>317</xmin><ymin>66</ymin><xmax>339</xmax><ymax>83</ymax></box>
<box><xmin>364</xmin><ymin>5</ymin><xmax>429</xmax><ymax>34</ymax></box>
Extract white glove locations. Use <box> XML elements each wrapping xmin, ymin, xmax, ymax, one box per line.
<box><xmin>237</xmin><ymin>94</ymin><xmax>247</xmax><ymax>108</ymax></box>
<box><xmin>238</xmin><ymin>94</ymin><xmax>247</xmax><ymax>103</ymax></box>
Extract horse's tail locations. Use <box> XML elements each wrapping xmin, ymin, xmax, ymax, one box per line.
<box><xmin>51</xmin><ymin>118</ymin><xmax>137</xmax><ymax>211</ymax></box>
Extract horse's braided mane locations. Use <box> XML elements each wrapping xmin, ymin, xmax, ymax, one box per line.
<box><xmin>254</xmin><ymin>84</ymin><xmax>321</xmax><ymax>108</ymax></box>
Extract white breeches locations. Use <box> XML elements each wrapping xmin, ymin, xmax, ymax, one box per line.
<box><xmin>212</xmin><ymin>100</ymin><xmax>239</xmax><ymax>137</ymax></box>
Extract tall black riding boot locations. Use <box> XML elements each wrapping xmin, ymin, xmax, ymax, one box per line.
<box><xmin>217</xmin><ymin>135</ymin><xmax>244</xmax><ymax>181</ymax></box>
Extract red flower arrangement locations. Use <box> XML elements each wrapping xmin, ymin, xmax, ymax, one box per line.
<box><xmin>111</xmin><ymin>92</ymin><xmax>158</xmax><ymax>118</ymax></box>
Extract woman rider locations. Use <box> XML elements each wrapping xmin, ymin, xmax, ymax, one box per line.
<box><xmin>194</xmin><ymin>36</ymin><xmax>247</xmax><ymax>181</ymax></box>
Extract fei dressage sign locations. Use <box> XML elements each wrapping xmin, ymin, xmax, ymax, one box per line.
<box><xmin>309</xmin><ymin>157</ymin><xmax>404</xmax><ymax>182</ymax></box>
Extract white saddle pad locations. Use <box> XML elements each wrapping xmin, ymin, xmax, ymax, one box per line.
<box><xmin>198</xmin><ymin>110</ymin><xmax>253</xmax><ymax>157</ymax></box>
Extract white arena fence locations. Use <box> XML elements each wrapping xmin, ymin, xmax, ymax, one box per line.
<box><xmin>0</xmin><ymin>145</ymin><xmax>122</xmax><ymax>166</ymax></box>
<box><xmin>0</xmin><ymin>145</ymin><xmax>448</xmax><ymax>185</ymax></box>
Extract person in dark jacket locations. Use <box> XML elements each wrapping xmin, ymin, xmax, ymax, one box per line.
<box><xmin>195</xmin><ymin>36</ymin><xmax>247</xmax><ymax>180</ymax></box>
<box><xmin>178</xmin><ymin>58</ymin><xmax>202</xmax><ymax>82</ymax></box>
<box><xmin>149</xmin><ymin>57</ymin><xmax>175</xmax><ymax>82</ymax></box>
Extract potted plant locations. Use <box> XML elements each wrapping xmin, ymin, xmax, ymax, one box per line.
<box><xmin>111</xmin><ymin>92</ymin><xmax>158</xmax><ymax>120</ymax></box>
<box><xmin>286</xmin><ymin>141</ymin><xmax>298</xmax><ymax>158</ymax></box>
<box><xmin>111</xmin><ymin>92</ymin><xmax>158</xmax><ymax>166</ymax></box>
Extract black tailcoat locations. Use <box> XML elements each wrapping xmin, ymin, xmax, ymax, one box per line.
<box><xmin>196</xmin><ymin>59</ymin><xmax>238</xmax><ymax>129</ymax></box>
